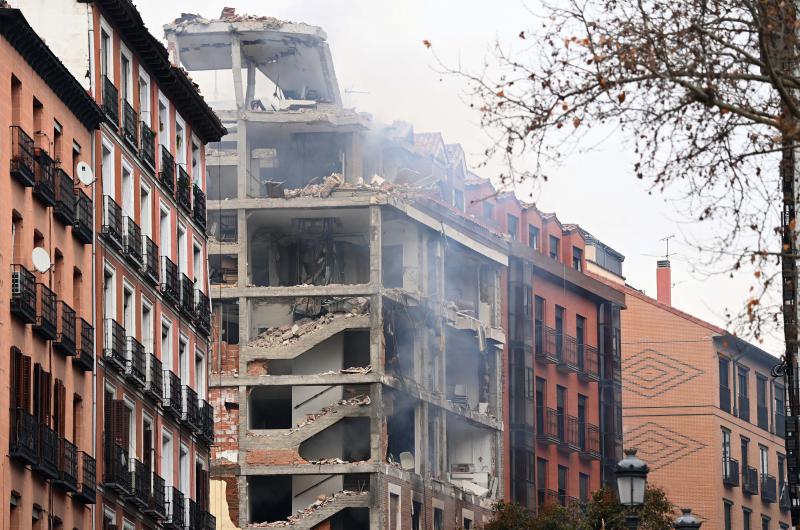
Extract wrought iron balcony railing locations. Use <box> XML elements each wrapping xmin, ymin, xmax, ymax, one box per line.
<box><xmin>723</xmin><ymin>457</ymin><xmax>740</xmax><ymax>487</ymax></box>
<box><xmin>195</xmin><ymin>288</ymin><xmax>211</xmax><ymax>336</ymax></box>
<box><xmin>579</xmin><ymin>423</ymin><xmax>601</xmax><ymax>460</ymax></box>
<box><xmin>536</xmin><ymin>407</ymin><xmax>560</xmax><ymax>445</ymax></box>
<box><xmin>75</xmin><ymin>450</ymin><xmax>96</xmax><ymax>504</ymax></box>
<box><xmin>55</xmin><ymin>437</ymin><xmax>78</xmax><ymax>493</ymax></box>
<box><xmin>200</xmin><ymin>399</ymin><xmax>214</xmax><ymax>445</ymax></box>
<box><xmin>9</xmin><ymin>407</ymin><xmax>39</xmax><ymax>466</ymax></box>
<box><xmin>193</xmin><ymin>184</ymin><xmax>206</xmax><ymax>229</ymax></box>
<box><xmin>10</xmin><ymin>125</ymin><xmax>35</xmax><ymax>186</ymax></box>
<box><xmin>103</xmin><ymin>435</ymin><xmax>130</xmax><ymax>494</ymax></box>
<box><xmin>140</xmin><ymin>121</ymin><xmax>156</xmax><ymax>169</ymax></box>
<box><xmin>145</xmin><ymin>353</ymin><xmax>163</xmax><ymax>403</ymax></box>
<box><xmin>558</xmin><ymin>414</ymin><xmax>581</xmax><ymax>452</ymax></box>
<box><xmin>102</xmin><ymin>195</ymin><xmax>123</xmax><ymax>248</ymax></box>
<box><xmin>738</xmin><ymin>394</ymin><xmax>751</xmax><ymax>422</ymax></box>
<box><xmin>33</xmin><ymin>148</ymin><xmax>56</xmax><ymax>207</ymax></box>
<box><xmin>125</xmin><ymin>336</ymin><xmax>146</xmax><ymax>387</ymax></box>
<box><xmin>177</xmin><ymin>166</ymin><xmax>192</xmax><ymax>213</ymax></box>
<box><xmin>159</xmin><ymin>145</ymin><xmax>175</xmax><ymax>195</ymax></box>
<box><xmin>34</xmin><ymin>283</ymin><xmax>58</xmax><ymax>340</ymax></box>
<box><xmin>557</xmin><ymin>335</ymin><xmax>580</xmax><ymax>373</ymax></box>
<box><xmin>777</xmin><ymin>411</ymin><xmax>787</xmax><ymax>438</ymax></box>
<box><xmin>102</xmin><ymin>75</ymin><xmax>119</xmax><ymax>126</ymax></box>
<box><xmin>54</xmin><ymin>168</ymin><xmax>76</xmax><ymax>225</ymax></box>
<box><xmin>187</xmin><ymin>498</ymin><xmax>199</xmax><ymax>530</ymax></box>
<box><xmin>163</xmin><ymin>371</ymin><xmax>182</xmax><ymax>419</ymax></box>
<box><xmin>75</xmin><ymin>317</ymin><xmax>94</xmax><ymax>372</ymax></box>
<box><xmin>123</xmin><ymin>216</ymin><xmax>143</xmax><ymax>266</ymax></box>
<box><xmin>743</xmin><ymin>465</ymin><xmax>759</xmax><ymax>495</ymax></box>
<box><xmin>180</xmin><ymin>274</ymin><xmax>195</xmax><ymax>318</ymax></box>
<box><xmin>578</xmin><ymin>344</ymin><xmax>600</xmax><ymax>382</ymax></box>
<box><xmin>164</xmin><ymin>487</ymin><xmax>185</xmax><ymax>529</ymax></box>
<box><xmin>104</xmin><ymin>318</ymin><xmax>126</xmax><ymax>372</ymax></box>
<box><xmin>143</xmin><ymin>235</ymin><xmax>159</xmax><ymax>285</ymax></box>
<box><xmin>35</xmin><ymin>422</ymin><xmax>59</xmax><ymax>480</ymax></box>
<box><xmin>11</xmin><ymin>264</ymin><xmax>36</xmax><ymax>324</ymax></box>
<box><xmin>144</xmin><ymin>472</ymin><xmax>167</xmax><ymax>518</ymax></box>
<box><xmin>74</xmin><ymin>190</ymin><xmax>93</xmax><ymax>244</ymax></box>
<box><xmin>201</xmin><ymin>511</ymin><xmax>216</xmax><ymax>530</ymax></box>
<box><xmin>126</xmin><ymin>458</ymin><xmax>149</xmax><ymax>508</ymax></box>
<box><xmin>761</xmin><ymin>473</ymin><xmax>777</xmax><ymax>503</ymax></box>
<box><xmin>161</xmin><ymin>256</ymin><xmax>179</xmax><ymax>305</ymax></box>
<box><xmin>122</xmin><ymin>100</ymin><xmax>138</xmax><ymax>148</ymax></box>
<box><xmin>182</xmin><ymin>385</ymin><xmax>200</xmax><ymax>431</ymax></box>
<box><xmin>54</xmin><ymin>300</ymin><xmax>77</xmax><ymax>356</ymax></box>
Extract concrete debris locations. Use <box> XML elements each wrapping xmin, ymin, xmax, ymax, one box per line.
<box><xmin>307</xmin><ymin>457</ymin><xmax>348</xmax><ymax>465</ymax></box>
<box><xmin>171</xmin><ymin>8</ymin><xmax>289</xmax><ymax>28</ymax></box>
<box><xmin>282</xmin><ymin>172</ymin><xmax>423</xmax><ymax>199</ymax></box>
<box><xmin>340</xmin><ymin>366</ymin><xmax>372</xmax><ymax>375</ymax></box>
<box><xmin>288</xmin><ymin>395</ymin><xmax>371</xmax><ymax>433</ymax></box>
<box><xmin>250</xmin><ymin>490</ymin><xmax>369</xmax><ymax>527</ymax></box>
<box><xmin>247</xmin><ymin>298</ymin><xmax>369</xmax><ymax>349</ymax></box>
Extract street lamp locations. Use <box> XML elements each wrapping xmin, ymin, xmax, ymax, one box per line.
<box><xmin>616</xmin><ymin>448</ymin><xmax>649</xmax><ymax>529</ymax></box>
<box><xmin>673</xmin><ymin>508</ymin><xmax>702</xmax><ymax>530</ymax></box>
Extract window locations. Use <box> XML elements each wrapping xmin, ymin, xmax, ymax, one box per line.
<box><xmin>162</xmin><ymin>429</ymin><xmax>173</xmax><ymax>489</ymax></box>
<box><xmin>535</xmin><ymin>378</ymin><xmax>546</xmax><ymax>433</ymax></box>
<box><xmin>160</xmin><ymin>205</ymin><xmax>171</xmax><ymax>257</ymax></box>
<box><xmin>161</xmin><ymin>319</ymin><xmax>173</xmax><ymax>371</ymax></box>
<box><xmin>175</xmin><ymin>117</ymin><xmax>186</xmax><ymax>166</ymax></box>
<box><xmin>11</xmin><ymin>348</ymin><xmax>32</xmax><ymax>412</ymax></box>
<box><xmin>537</xmin><ymin>457</ymin><xmax>548</xmax><ymax>493</ymax></box>
<box><xmin>762</xmin><ymin>516</ymin><xmax>770</xmax><ymax>530</ymax></box>
<box><xmin>143</xmin><ymin>415</ymin><xmax>154</xmax><ymax>470</ymax></box>
<box><xmin>412</xmin><ymin>501</ymin><xmax>422</xmax><ymax>530</ymax></box>
<box><xmin>158</xmin><ymin>98</ymin><xmax>169</xmax><ymax>148</ymax></box>
<box><xmin>140</xmin><ymin>185</ymin><xmax>152</xmax><ymax>237</ymax></box>
<box><xmin>738</xmin><ymin>366</ymin><xmax>750</xmax><ymax>421</ymax></box>
<box><xmin>556</xmin><ymin>386</ymin><xmax>566</xmax><ymax>440</ymax></box>
<box><xmin>578</xmin><ymin>395</ymin><xmax>587</xmax><ymax>448</ymax></box>
<box><xmin>757</xmin><ymin>374</ymin><xmax>769</xmax><ymax>430</ymax></box>
<box><xmin>576</xmin><ymin>315</ymin><xmax>586</xmax><ymax>370</ymax></box>
<box><xmin>191</xmin><ymin>141</ymin><xmax>201</xmax><ymax>180</ymax></box>
<box><xmin>179</xmin><ymin>336</ymin><xmax>189</xmax><ymax>381</ymax></box>
<box><xmin>193</xmin><ymin>240</ymin><xmax>203</xmax><ymax>288</ymax></box>
<box><xmin>122</xmin><ymin>282</ymin><xmax>135</xmax><ymax>333</ymax></box>
<box><xmin>142</xmin><ymin>300</ymin><xmax>154</xmax><ymax>354</ymax></box>
<box><xmin>778</xmin><ymin>454</ymin><xmax>787</xmax><ymax>505</ymax></box>
<box><xmin>775</xmin><ymin>385</ymin><xmax>786</xmax><ymax>435</ymax></box>
<box><xmin>433</xmin><ymin>507</ymin><xmax>444</xmax><ymax>530</ymax></box>
<box><xmin>579</xmin><ymin>473</ymin><xmax>589</xmax><ymax>502</ymax></box>
<box><xmin>483</xmin><ymin>201</ymin><xmax>494</xmax><ymax>220</ymax></box>
<box><xmin>101</xmin><ymin>140</ymin><xmax>115</xmax><ymax>198</ymax></box>
<box><xmin>555</xmin><ymin>306</ymin><xmax>565</xmax><ymax>358</ymax></box>
<box><xmin>72</xmin><ymin>394</ymin><xmax>83</xmax><ymax>447</ymax></box>
<box><xmin>571</xmin><ymin>247</ymin><xmax>582</xmax><ymax>271</ymax></box>
<box><xmin>549</xmin><ymin>235</ymin><xmax>560</xmax><ymax>260</ymax></box>
<box><xmin>103</xmin><ymin>265</ymin><xmax>116</xmax><ymax>321</ymax></box>
<box><xmin>528</xmin><ymin>225</ymin><xmax>540</xmax><ymax>250</ymax></box>
<box><xmin>760</xmin><ymin>446</ymin><xmax>769</xmax><ymax>477</ymax></box>
<box><xmin>120</xmin><ymin>51</ymin><xmax>132</xmax><ymax>102</ymax></box>
<box><xmin>557</xmin><ymin>465</ymin><xmax>568</xmax><ymax>504</ymax></box>
<box><xmin>723</xmin><ymin>501</ymin><xmax>732</xmax><ymax>530</ymax></box>
<box><xmin>534</xmin><ymin>297</ymin><xmax>545</xmax><ymax>354</ymax></box>
<box><xmin>195</xmin><ymin>350</ymin><xmax>206</xmax><ymax>396</ymax></box>
<box><xmin>389</xmin><ymin>492</ymin><xmax>400</xmax><ymax>530</ymax></box>
<box><xmin>178</xmin><ymin>224</ymin><xmax>187</xmax><ymax>274</ymax></box>
<box><xmin>719</xmin><ymin>357</ymin><xmax>731</xmax><ymax>413</ymax></box>
<box><xmin>125</xmin><ymin>399</ymin><xmax>136</xmax><ymax>457</ymax></box>
<box><xmin>722</xmin><ymin>428</ymin><xmax>731</xmax><ymax>474</ymax></box>
<box><xmin>508</xmin><ymin>215</ymin><xmax>519</xmax><ymax>241</ymax></box>
<box><xmin>100</xmin><ymin>30</ymin><xmax>111</xmax><ymax>79</ymax></box>
<box><xmin>121</xmin><ymin>162</ymin><xmax>133</xmax><ymax>218</ymax></box>
<box><xmin>139</xmin><ymin>72</ymin><xmax>151</xmax><ymax>122</ymax></box>
<box><xmin>179</xmin><ymin>444</ymin><xmax>190</xmax><ymax>494</ymax></box>
<box><xmin>741</xmin><ymin>437</ymin><xmax>750</xmax><ymax>475</ymax></box>
<box><xmin>743</xmin><ymin>508</ymin><xmax>751</xmax><ymax>530</ymax></box>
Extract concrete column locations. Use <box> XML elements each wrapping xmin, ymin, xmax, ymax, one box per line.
<box><xmin>345</xmin><ymin>132</ymin><xmax>364</xmax><ymax>183</ymax></box>
<box><xmin>245</xmin><ymin>62</ymin><xmax>256</xmax><ymax>109</ymax></box>
<box><xmin>369</xmin><ymin>206</ymin><xmax>383</xmax><ymax>371</ymax></box>
<box><xmin>237</xmin><ymin>473</ymin><xmax>248</xmax><ymax>528</ymax></box>
<box><xmin>237</xmin><ymin>209</ymin><xmax>248</xmax><ymax>283</ymax></box>
<box><xmin>238</xmin><ymin>297</ymin><xmax>250</xmax><ymax>374</ymax></box>
<box><xmin>236</xmin><ymin>119</ymin><xmax>249</xmax><ymax>199</ymax></box>
<box><xmin>231</xmin><ymin>35</ymin><xmax>244</xmax><ymax>111</ymax></box>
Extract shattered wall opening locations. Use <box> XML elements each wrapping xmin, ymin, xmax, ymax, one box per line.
<box><xmin>215</xmin><ymin>299</ymin><xmax>239</xmax><ymax>345</ymax></box>
<box><xmin>446</xmin><ymin>329</ymin><xmax>495</xmax><ymax>415</ymax></box>
<box><xmin>298</xmin><ymin>417</ymin><xmax>371</xmax><ymax>462</ymax></box>
<box><xmin>247</xmin><ymin>209</ymin><xmax>370</xmax><ymax>287</ymax></box>
<box><xmin>249</xmin><ymin>385</ymin><xmax>370</xmax><ymax>433</ymax></box>
<box><xmin>386</xmin><ymin>392</ymin><xmax>416</xmax><ymax>467</ymax></box>
<box><xmin>249</xmin><ymin>475</ymin><xmax>292</xmax><ymax>523</ymax></box>
<box><xmin>207</xmin><ymin>164</ymin><xmax>237</xmax><ymax>200</ymax></box>
<box><xmin>249</xmin><ymin>386</ymin><xmax>292</xmax><ymax>429</ymax></box>
<box><xmin>329</xmin><ymin>508</ymin><xmax>370</xmax><ymax>530</ymax></box>
<box><xmin>210</xmin><ymin>254</ymin><xmax>238</xmax><ymax>285</ymax></box>
<box><xmin>382</xmin><ymin>215</ymin><xmax>421</xmax><ymax>292</ymax></box>
<box><xmin>384</xmin><ymin>303</ymin><xmax>415</xmax><ymax>379</ymax></box>
<box><xmin>208</xmin><ymin>209</ymin><xmax>238</xmax><ymax>242</ymax></box>
<box><xmin>446</xmin><ymin>414</ymin><xmax>495</xmax><ymax>496</ymax></box>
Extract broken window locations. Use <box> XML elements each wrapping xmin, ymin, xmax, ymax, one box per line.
<box><xmin>207</xmin><ymin>165</ymin><xmax>237</xmax><ymax>200</ymax></box>
<box><xmin>209</xmin><ymin>254</ymin><xmax>238</xmax><ymax>285</ymax></box>
<box><xmin>208</xmin><ymin>210</ymin><xmax>237</xmax><ymax>242</ymax></box>
<box><xmin>384</xmin><ymin>306</ymin><xmax>414</xmax><ymax>378</ymax></box>
<box><xmin>249</xmin><ymin>386</ymin><xmax>292</xmax><ymax>429</ymax></box>
<box><xmin>248</xmin><ymin>476</ymin><xmax>291</xmax><ymax>523</ymax></box>
<box><xmin>217</xmin><ymin>300</ymin><xmax>239</xmax><ymax>345</ymax></box>
<box><xmin>299</xmin><ymin>417</ymin><xmax>371</xmax><ymax>462</ymax></box>
<box><xmin>382</xmin><ymin>245</ymin><xmax>404</xmax><ymax>288</ymax></box>
<box><xmin>447</xmin><ymin>415</ymin><xmax>493</xmax><ymax>494</ymax></box>
<box><xmin>386</xmin><ymin>393</ymin><xmax>416</xmax><ymax>466</ymax></box>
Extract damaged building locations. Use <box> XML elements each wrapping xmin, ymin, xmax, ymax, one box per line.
<box><xmin>165</xmin><ymin>10</ymin><xmax>507</xmax><ymax>529</ymax></box>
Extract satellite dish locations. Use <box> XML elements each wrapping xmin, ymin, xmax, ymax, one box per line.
<box><xmin>399</xmin><ymin>452</ymin><xmax>415</xmax><ymax>471</ymax></box>
<box><xmin>75</xmin><ymin>161</ymin><xmax>94</xmax><ymax>186</ymax></box>
<box><xmin>31</xmin><ymin>248</ymin><xmax>51</xmax><ymax>273</ymax></box>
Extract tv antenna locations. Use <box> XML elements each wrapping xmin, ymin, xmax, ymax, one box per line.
<box><xmin>661</xmin><ymin>234</ymin><xmax>675</xmax><ymax>260</ymax></box>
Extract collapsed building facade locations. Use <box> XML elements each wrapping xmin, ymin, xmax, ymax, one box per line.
<box><xmin>165</xmin><ymin>11</ymin><xmax>507</xmax><ymax>529</ymax></box>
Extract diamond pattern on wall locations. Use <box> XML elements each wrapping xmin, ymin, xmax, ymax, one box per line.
<box><xmin>625</xmin><ymin>421</ymin><xmax>707</xmax><ymax>470</ymax></box>
<box><xmin>622</xmin><ymin>348</ymin><xmax>703</xmax><ymax>398</ymax></box>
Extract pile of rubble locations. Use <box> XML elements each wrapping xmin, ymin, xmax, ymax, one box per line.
<box><xmin>247</xmin><ymin>298</ymin><xmax>369</xmax><ymax>349</ymax></box>
<box><xmin>282</xmin><ymin>173</ymin><xmax>423</xmax><ymax>200</ymax></box>
<box><xmin>289</xmin><ymin>394</ymin><xmax>371</xmax><ymax>433</ymax></box>
<box><xmin>251</xmin><ymin>490</ymin><xmax>369</xmax><ymax>527</ymax></box>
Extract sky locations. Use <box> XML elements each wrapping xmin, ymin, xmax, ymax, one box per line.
<box><xmin>134</xmin><ymin>0</ymin><xmax>784</xmax><ymax>354</ymax></box>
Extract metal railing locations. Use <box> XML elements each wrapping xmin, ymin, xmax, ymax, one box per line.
<box><xmin>102</xmin><ymin>195</ymin><xmax>123</xmax><ymax>248</ymax></box>
<box><xmin>195</xmin><ymin>288</ymin><xmax>211</xmax><ymax>335</ymax></box>
<box><xmin>159</xmin><ymin>145</ymin><xmax>175</xmax><ymax>195</ymax></box>
<box><xmin>580</xmin><ymin>423</ymin><xmax>602</xmax><ymax>460</ymax></box>
<box><xmin>579</xmin><ymin>344</ymin><xmax>600</xmax><ymax>382</ymax></box>
<box><xmin>102</xmin><ymin>75</ymin><xmax>119</xmax><ymax>125</ymax></box>
<box><xmin>537</xmin><ymin>407</ymin><xmax>560</xmax><ymax>444</ymax></box>
<box><xmin>165</xmin><ymin>487</ymin><xmax>185</xmax><ymax>529</ymax></box>
<box><xmin>560</xmin><ymin>415</ymin><xmax>580</xmax><ymax>451</ymax></box>
<box><xmin>140</xmin><ymin>121</ymin><xmax>156</xmax><ymax>168</ymax></box>
<box><xmin>743</xmin><ymin>465</ymin><xmax>759</xmax><ymax>495</ymax></box>
<box><xmin>104</xmin><ymin>318</ymin><xmax>126</xmax><ymax>371</ymax></box>
<box><xmin>177</xmin><ymin>166</ymin><xmax>192</xmax><ymax>213</ymax></box>
<box><xmin>75</xmin><ymin>451</ymin><xmax>96</xmax><ymax>504</ymax></box>
<box><xmin>200</xmin><ymin>399</ymin><xmax>214</xmax><ymax>444</ymax></box>
<box><xmin>761</xmin><ymin>473</ymin><xmax>777</xmax><ymax>503</ymax></box>
<box><xmin>145</xmin><ymin>472</ymin><xmax>167</xmax><ymax>518</ymax></box>
<box><xmin>187</xmin><ymin>498</ymin><xmax>199</xmax><ymax>530</ymax></box>
<box><xmin>56</xmin><ymin>437</ymin><xmax>78</xmax><ymax>493</ymax></box>
<box><xmin>74</xmin><ymin>190</ymin><xmax>93</xmax><ymax>244</ymax></box>
<box><xmin>122</xmin><ymin>100</ymin><xmax>138</xmax><ymax>147</ymax></box>
<box><xmin>11</xmin><ymin>264</ymin><xmax>36</xmax><ymax>324</ymax></box>
<box><xmin>145</xmin><ymin>354</ymin><xmax>163</xmax><ymax>402</ymax></box>
<box><xmin>9</xmin><ymin>407</ymin><xmax>39</xmax><ymax>466</ymax></box>
<box><xmin>125</xmin><ymin>336</ymin><xmax>146</xmax><ymax>387</ymax></box>
<box><xmin>34</xmin><ymin>283</ymin><xmax>58</xmax><ymax>340</ymax></box>
<box><xmin>193</xmin><ymin>184</ymin><xmax>206</xmax><ymax>229</ymax></box>
<box><xmin>143</xmin><ymin>235</ymin><xmax>159</xmax><ymax>285</ymax></box>
<box><xmin>127</xmin><ymin>458</ymin><xmax>149</xmax><ymax>507</ymax></box>
<box><xmin>182</xmin><ymin>385</ymin><xmax>200</xmax><ymax>431</ymax></box>
<box><xmin>54</xmin><ymin>301</ymin><xmax>77</xmax><ymax>356</ymax></box>
<box><xmin>738</xmin><ymin>394</ymin><xmax>750</xmax><ymax>422</ymax></box>
<box><xmin>33</xmin><ymin>148</ymin><xmax>56</xmax><ymax>207</ymax></box>
<box><xmin>161</xmin><ymin>256</ymin><xmax>179</xmax><ymax>304</ymax></box>
<box><xmin>180</xmin><ymin>274</ymin><xmax>195</xmax><ymax>318</ymax></box>
<box><xmin>35</xmin><ymin>422</ymin><xmax>59</xmax><ymax>479</ymax></box>
<box><xmin>123</xmin><ymin>216</ymin><xmax>143</xmax><ymax>265</ymax></box>
<box><xmin>103</xmin><ymin>434</ymin><xmax>130</xmax><ymax>494</ymax></box>
<box><xmin>163</xmin><ymin>371</ymin><xmax>182</xmax><ymax>419</ymax></box>
<box><xmin>557</xmin><ymin>335</ymin><xmax>579</xmax><ymax>373</ymax></box>
<box><xmin>722</xmin><ymin>457</ymin><xmax>740</xmax><ymax>487</ymax></box>
<box><xmin>10</xmin><ymin>125</ymin><xmax>35</xmax><ymax>186</ymax></box>
<box><xmin>75</xmin><ymin>317</ymin><xmax>94</xmax><ymax>372</ymax></box>
<box><xmin>54</xmin><ymin>168</ymin><xmax>76</xmax><ymax>225</ymax></box>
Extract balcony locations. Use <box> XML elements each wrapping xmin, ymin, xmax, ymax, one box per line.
<box><xmin>777</xmin><ymin>411</ymin><xmax>786</xmax><ymax>438</ymax></box>
<box><xmin>193</xmin><ymin>184</ymin><xmax>207</xmax><ymax>229</ymax></box>
<box><xmin>781</xmin><ymin>483</ymin><xmax>790</xmax><ymax>512</ymax></box>
<box><xmin>54</xmin><ymin>168</ymin><xmax>76</xmax><ymax>225</ymax></box>
<box><xmin>182</xmin><ymin>385</ymin><xmax>200</xmax><ymax>431</ymax></box>
<box><xmin>55</xmin><ymin>437</ymin><xmax>79</xmax><ymax>493</ymax></box>
<box><xmin>74</xmin><ymin>318</ymin><xmax>94</xmax><ymax>372</ymax></box>
<box><xmin>11</xmin><ymin>264</ymin><xmax>36</xmax><ymax>324</ymax></box>
<box><xmin>579</xmin><ymin>423</ymin><xmax>601</xmax><ymax>460</ymax></box>
<box><xmin>577</xmin><ymin>344</ymin><xmax>600</xmax><ymax>382</ymax></box>
<box><xmin>123</xmin><ymin>216</ymin><xmax>143</xmax><ymax>266</ymax></box>
<box><xmin>537</xmin><ymin>407</ymin><xmax>560</xmax><ymax>445</ymax></box>
<box><xmin>143</xmin><ymin>235</ymin><xmax>159</xmax><ymax>285</ymax></box>
<box><xmin>557</xmin><ymin>335</ymin><xmax>579</xmax><ymax>374</ymax></box>
<box><xmin>104</xmin><ymin>318</ymin><xmax>126</xmax><ymax>372</ymax></box>
<box><xmin>161</xmin><ymin>256</ymin><xmax>179</xmax><ymax>305</ymax></box>
<box><xmin>177</xmin><ymin>166</ymin><xmax>192</xmax><ymax>214</ymax></box>
<box><xmin>103</xmin><ymin>435</ymin><xmax>130</xmax><ymax>494</ymax></box>
<box><xmin>163</xmin><ymin>371</ymin><xmax>182</xmax><ymax>419</ymax></box>
<box><xmin>738</xmin><ymin>394</ymin><xmax>750</xmax><ymax>422</ymax></box>
<box><xmin>164</xmin><ymin>487</ymin><xmax>186</xmax><ymax>529</ymax></box>
<box><xmin>35</xmin><ymin>422</ymin><xmax>59</xmax><ymax>480</ymax></box>
<box><xmin>126</xmin><ymin>458</ymin><xmax>149</xmax><ymax>508</ymax></box>
<box><xmin>33</xmin><ymin>148</ymin><xmax>56</xmax><ymax>207</ymax></box>
<box><xmin>145</xmin><ymin>354</ymin><xmax>163</xmax><ymax>402</ymax></box>
<box><xmin>145</xmin><ymin>472</ymin><xmax>167</xmax><ymax>518</ymax></box>
<box><xmin>10</xmin><ymin>125</ymin><xmax>35</xmax><ymax>186</ymax></box>
<box><xmin>75</xmin><ymin>451</ymin><xmax>96</xmax><ymax>504</ymax></box>
<box><xmin>722</xmin><ymin>457</ymin><xmax>740</xmax><ymax>487</ymax></box>
<box><xmin>54</xmin><ymin>301</ymin><xmax>77</xmax><ymax>356</ymax></box>
<box><xmin>187</xmin><ymin>498</ymin><xmax>199</xmax><ymax>530</ymax></box>
<box><xmin>200</xmin><ymin>399</ymin><xmax>214</xmax><ymax>444</ymax></box>
<box><xmin>74</xmin><ymin>190</ymin><xmax>93</xmax><ymax>244</ymax></box>
<box><xmin>538</xmin><ymin>488</ymin><xmax>560</xmax><ymax>507</ymax></box>
<box><xmin>9</xmin><ymin>407</ymin><xmax>39</xmax><ymax>466</ymax></box>
<box><xmin>125</xmin><ymin>336</ymin><xmax>146</xmax><ymax>387</ymax></box>
<box><xmin>558</xmin><ymin>415</ymin><xmax>581</xmax><ymax>453</ymax></box>
<box><xmin>103</xmin><ymin>75</ymin><xmax>119</xmax><ymax>126</ymax></box>
<box><xmin>34</xmin><ymin>283</ymin><xmax>58</xmax><ymax>340</ymax></box>
<box><xmin>180</xmin><ymin>274</ymin><xmax>195</xmax><ymax>318</ymax></box>
<box><xmin>200</xmin><ymin>511</ymin><xmax>216</xmax><ymax>530</ymax></box>
<box><xmin>743</xmin><ymin>465</ymin><xmax>759</xmax><ymax>495</ymax></box>
<box><xmin>140</xmin><ymin>121</ymin><xmax>156</xmax><ymax>169</ymax></box>
<box><xmin>159</xmin><ymin>145</ymin><xmax>175</xmax><ymax>195</ymax></box>
<box><xmin>761</xmin><ymin>474</ymin><xmax>777</xmax><ymax>503</ymax></box>
<box><xmin>102</xmin><ymin>195</ymin><xmax>123</xmax><ymax>249</ymax></box>
<box><xmin>122</xmin><ymin>100</ymin><xmax>138</xmax><ymax>148</ymax></box>
<box><xmin>195</xmin><ymin>288</ymin><xmax>211</xmax><ymax>336</ymax></box>
<box><xmin>534</xmin><ymin>323</ymin><xmax>559</xmax><ymax>364</ymax></box>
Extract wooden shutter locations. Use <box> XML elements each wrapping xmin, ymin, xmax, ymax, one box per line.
<box><xmin>53</xmin><ymin>379</ymin><xmax>61</xmax><ymax>434</ymax></box>
<box><xmin>21</xmin><ymin>355</ymin><xmax>31</xmax><ymax>412</ymax></box>
<box><xmin>41</xmin><ymin>370</ymin><xmax>52</xmax><ymax>427</ymax></box>
<box><xmin>33</xmin><ymin>363</ymin><xmax>41</xmax><ymax>421</ymax></box>
<box><xmin>11</xmin><ymin>348</ymin><xmax>21</xmax><ymax>409</ymax></box>
<box><xmin>143</xmin><ymin>424</ymin><xmax>153</xmax><ymax>470</ymax></box>
<box><xmin>104</xmin><ymin>391</ymin><xmax>114</xmax><ymax>436</ymax></box>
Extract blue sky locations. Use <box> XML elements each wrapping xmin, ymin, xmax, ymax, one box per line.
<box><xmin>136</xmin><ymin>0</ymin><xmax>783</xmax><ymax>353</ymax></box>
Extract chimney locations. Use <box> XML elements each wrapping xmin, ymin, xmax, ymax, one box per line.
<box><xmin>656</xmin><ymin>260</ymin><xmax>671</xmax><ymax>306</ymax></box>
